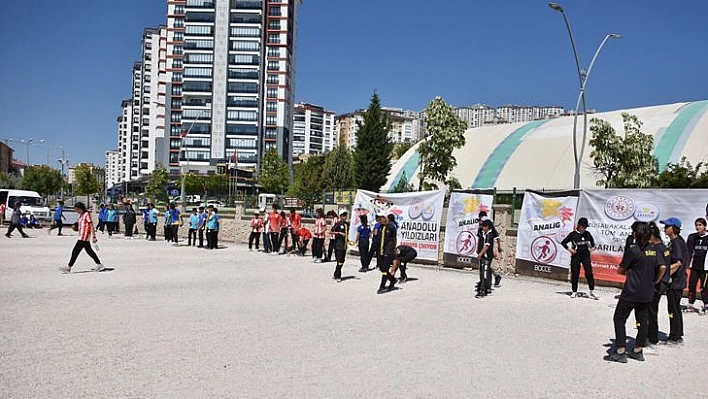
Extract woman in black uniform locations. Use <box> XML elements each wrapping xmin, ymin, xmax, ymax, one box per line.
<box><xmin>686</xmin><ymin>217</ymin><xmax>708</xmax><ymax>313</ymax></box>
<box><xmin>561</xmin><ymin>217</ymin><xmax>598</xmax><ymax>299</ymax></box>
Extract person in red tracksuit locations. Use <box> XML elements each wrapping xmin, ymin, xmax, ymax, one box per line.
<box><xmin>249</xmin><ymin>211</ymin><xmax>263</xmax><ymax>251</ymax></box>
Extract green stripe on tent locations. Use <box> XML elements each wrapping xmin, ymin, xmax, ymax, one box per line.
<box><xmin>472</xmin><ymin>120</ymin><xmax>548</xmax><ymax>188</ymax></box>
<box><xmin>386</xmin><ymin>150</ymin><xmax>420</xmax><ymax>192</ymax></box>
<box><xmin>654</xmin><ymin>100</ymin><xmax>708</xmax><ymax>171</ymax></box>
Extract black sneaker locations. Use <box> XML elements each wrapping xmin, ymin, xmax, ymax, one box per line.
<box><xmin>494</xmin><ymin>275</ymin><xmax>502</xmax><ymax>287</ymax></box>
<box><xmin>603</xmin><ymin>352</ymin><xmax>627</xmax><ymax>363</ymax></box>
<box><xmin>377</xmin><ymin>288</ymin><xmax>386</xmax><ymax>295</ymax></box>
<box><xmin>358</xmin><ymin>268</ymin><xmax>367</xmax><ymax>273</ymax></box>
<box><xmin>627</xmin><ymin>350</ymin><xmax>645</xmax><ymax>361</ymax></box>
<box><xmin>399</xmin><ymin>276</ymin><xmax>408</xmax><ymax>284</ymax></box>
<box><xmin>475</xmin><ymin>292</ymin><xmax>485</xmax><ymax>299</ymax></box>
<box><xmin>667</xmin><ymin>338</ymin><xmax>684</xmax><ymax>346</ymax></box>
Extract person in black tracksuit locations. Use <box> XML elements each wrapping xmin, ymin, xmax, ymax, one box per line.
<box><xmin>332</xmin><ymin>212</ymin><xmax>349</xmax><ymax>282</ymax></box>
<box><xmin>624</xmin><ymin>221</ymin><xmax>641</xmax><ymax>251</ymax></box>
<box><xmin>605</xmin><ymin>222</ymin><xmax>666</xmax><ymax>363</ymax></box>
<box><xmin>686</xmin><ymin>217</ymin><xmax>708</xmax><ymax>313</ymax></box>
<box><xmin>368</xmin><ymin>217</ymin><xmax>381</xmax><ymax>271</ymax></box>
<box><xmin>561</xmin><ymin>217</ymin><xmax>598</xmax><ymax>299</ymax></box>
<box><xmin>377</xmin><ymin>213</ymin><xmax>398</xmax><ymax>294</ymax></box>
<box><xmin>476</xmin><ymin>220</ymin><xmax>495</xmax><ymax>298</ymax></box>
<box><xmin>393</xmin><ymin>245</ymin><xmax>417</xmax><ymax>283</ymax></box>
<box><xmin>647</xmin><ymin>222</ymin><xmax>670</xmax><ymax>348</ymax></box>
<box><xmin>662</xmin><ymin>217</ymin><xmax>688</xmax><ymax>344</ymax></box>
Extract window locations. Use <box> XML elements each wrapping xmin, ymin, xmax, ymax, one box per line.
<box><xmin>185</xmin><ymin>53</ymin><xmax>213</xmax><ymax>64</ymax></box>
<box><xmin>173</xmin><ymin>18</ymin><xmax>184</xmax><ymax>28</ymax></box>
<box><xmin>172</xmin><ymin>59</ymin><xmax>183</xmax><ymax>68</ymax></box>
<box><xmin>185</xmin><ymin>137</ymin><xmax>211</xmax><ymax>147</ymax></box>
<box><xmin>227</xmin><ymin>82</ymin><xmax>258</xmax><ymax>93</ymax></box>
<box><xmin>185</xmin><ymin>25</ymin><xmax>213</xmax><ymax>36</ymax></box>
<box><xmin>231</xmin><ymin>40</ymin><xmax>260</xmax><ymax>52</ymax></box>
<box><xmin>230</xmin><ymin>13</ymin><xmax>261</xmax><ymax>24</ymax></box>
<box><xmin>266</xmin><ymin>74</ymin><xmax>279</xmax><ymax>84</ymax></box>
<box><xmin>267</xmin><ymin>47</ymin><xmax>280</xmax><ymax>57</ymax></box>
<box><xmin>266</xmin><ymin>115</ymin><xmax>277</xmax><ymax>125</ymax></box>
<box><xmin>184</xmin><ymin>67</ymin><xmax>212</xmax><ymax>78</ymax></box>
<box><xmin>228</xmin><ymin>96</ymin><xmax>259</xmax><ymax>107</ymax></box>
<box><xmin>184</xmin><ymin>123</ymin><xmax>211</xmax><ymax>134</ymax></box>
<box><xmin>268</xmin><ymin>6</ymin><xmax>282</xmax><ymax>16</ymax></box>
<box><xmin>267</xmin><ymin>33</ymin><xmax>280</xmax><ymax>44</ymax></box>
<box><xmin>171</xmin><ymin>72</ymin><xmax>182</xmax><ymax>82</ymax></box>
<box><xmin>171</xmin><ymin>98</ymin><xmax>182</xmax><ymax>109</ymax></box>
<box><xmin>184</xmin><ymin>39</ymin><xmax>214</xmax><ymax>50</ymax></box>
<box><xmin>228</xmin><ymin>68</ymin><xmax>259</xmax><ymax>79</ymax></box>
<box><xmin>185</xmin><ymin>151</ymin><xmax>210</xmax><ymax>161</ymax></box>
<box><xmin>185</xmin><ymin>12</ymin><xmax>215</xmax><ymax>22</ymax></box>
<box><xmin>227</xmin><ymin>110</ymin><xmax>257</xmax><ymax>121</ymax></box>
<box><xmin>226</xmin><ymin>138</ymin><xmax>257</xmax><ymax>149</ymax></box>
<box><xmin>266</xmin><ymin>88</ymin><xmax>278</xmax><ymax>98</ymax></box>
<box><xmin>268</xmin><ymin>20</ymin><xmax>281</xmax><ymax>30</ymax></box>
<box><xmin>267</xmin><ymin>61</ymin><xmax>279</xmax><ymax>71</ymax></box>
<box><xmin>173</xmin><ymin>32</ymin><xmax>184</xmax><ymax>42</ymax></box>
<box><xmin>230</xmin><ymin>27</ymin><xmax>260</xmax><ymax>37</ymax></box>
<box><xmin>183</xmin><ymin>81</ymin><xmax>213</xmax><ymax>92</ymax></box>
<box><xmin>186</xmin><ymin>0</ymin><xmax>215</xmax><ymax>8</ymax></box>
<box><xmin>173</xmin><ymin>5</ymin><xmax>185</xmax><ymax>14</ymax></box>
<box><xmin>183</xmin><ymin>108</ymin><xmax>212</xmax><ymax>119</ymax></box>
<box><xmin>173</xmin><ymin>45</ymin><xmax>183</xmax><ymax>55</ymax></box>
<box><xmin>229</xmin><ymin>54</ymin><xmax>260</xmax><ymax>65</ymax></box>
<box><xmin>231</xmin><ymin>0</ymin><xmax>262</xmax><ymax>10</ymax></box>
<box><xmin>266</xmin><ymin>101</ymin><xmax>277</xmax><ymax>112</ymax></box>
<box><xmin>183</xmin><ymin>97</ymin><xmax>211</xmax><ymax>106</ymax></box>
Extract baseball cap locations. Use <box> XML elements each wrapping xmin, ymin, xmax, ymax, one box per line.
<box><xmin>660</xmin><ymin>217</ymin><xmax>682</xmax><ymax>228</ymax></box>
<box><xmin>376</xmin><ymin>211</ymin><xmax>387</xmax><ymax>217</ymax></box>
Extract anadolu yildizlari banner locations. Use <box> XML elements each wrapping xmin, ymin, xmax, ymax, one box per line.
<box><xmin>515</xmin><ymin>190</ymin><xmax>580</xmax><ymax>281</ymax></box>
<box><xmin>348</xmin><ymin>190</ymin><xmax>445</xmax><ymax>261</ymax></box>
<box><xmin>577</xmin><ymin>189</ymin><xmax>708</xmax><ymax>284</ymax></box>
<box><xmin>442</xmin><ymin>190</ymin><xmax>494</xmax><ymax>268</ymax></box>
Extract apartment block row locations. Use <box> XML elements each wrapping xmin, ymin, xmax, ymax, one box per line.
<box><xmin>107</xmin><ymin>0</ymin><xmax>302</xmax><ymax>188</ymax></box>
<box><xmin>455</xmin><ymin>103</ymin><xmax>565</xmax><ymax>128</ymax></box>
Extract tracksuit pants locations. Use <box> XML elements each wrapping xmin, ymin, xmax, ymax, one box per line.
<box><xmin>666</xmin><ymin>289</ymin><xmax>684</xmax><ymax>341</ymax></box>
<box><xmin>613</xmin><ymin>298</ymin><xmax>649</xmax><ymax>350</ymax></box>
<box><xmin>570</xmin><ymin>252</ymin><xmax>595</xmax><ymax>292</ymax></box>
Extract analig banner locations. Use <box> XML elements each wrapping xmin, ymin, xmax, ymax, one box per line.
<box><xmin>515</xmin><ymin>190</ymin><xmax>580</xmax><ymax>281</ymax></box>
<box><xmin>577</xmin><ymin>189</ymin><xmax>708</xmax><ymax>284</ymax></box>
<box><xmin>349</xmin><ymin>190</ymin><xmax>445</xmax><ymax>261</ymax></box>
<box><xmin>442</xmin><ymin>190</ymin><xmax>494</xmax><ymax>268</ymax></box>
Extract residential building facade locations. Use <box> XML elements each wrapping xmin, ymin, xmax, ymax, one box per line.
<box><xmin>105</xmin><ymin>150</ymin><xmax>121</xmax><ymax>190</ymax></box>
<box><xmin>335</xmin><ymin>108</ymin><xmax>424</xmax><ymax>149</ymax></box>
<box><xmin>293</xmin><ymin>102</ymin><xmax>335</xmax><ymax>156</ymax></box>
<box><xmin>455</xmin><ymin>104</ymin><xmax>565</xmax><ymax>128</ymax></box>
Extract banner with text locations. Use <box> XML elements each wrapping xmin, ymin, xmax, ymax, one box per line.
<box><xmin>349</xmin><ymin>189</ymin><xmax>445</xmax><ymax>261</ymax></box>
<box><xmin>442</xmin><ymin>190</ymin><xmax>494</xmax><ymax>268</ymax></box>
<box><xmin>577</xmin><ymin>189</ymin><xmax>708</xmax><ymax>284</ymax></box>
<box><xmin>515</xmin><ymin>190</ymin><xmax>580</xmax><ymax>281</ymax></box>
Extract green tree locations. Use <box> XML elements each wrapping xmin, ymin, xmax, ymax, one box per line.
<box><xmin>0</xmin><ymin>171</ymin><xmax>22</xmax><ymax>189</ymax></box>
<box><xmin>323</xmin><ymin>140</ymin><xmax>354</xmax><ymax>191</ymax></box>
<box><xmin>589</xmin><ymin>113</ymin><xmax>658</xmax><ymax>188</ymax></box>
<box><xmin>74</xmin><ymin>164</ymin><xmax>100</xmax><ymax>205</ymax></box>
<box><xmin>418</xmin><ymin>96</ymin><xmax>468</xmax><ymax>190</ymax></box>
<box><xmin>145</xmin><ymin>164</ymin><xmax>170</xmax><ymax>203</ymax></box>
<box><xmin>352</xmin><ymin>92</ymin><xmax>393</xmax><ymax>191</ymax></box>
<box><xmin>656</xmin><ymin>157</ymin><xmax>708</xmax><ymax>188</ymax></box>
<box><xmin>259</xmin><ymin>149</ymin><xmax>290</xmax><ymax>194</ymax></box>
<box><xmin>289</xmin><ymin>155</ymin><xmax>326</xmax><ymax>210</ymax></box>
<box><xmin>21</xmin><ymin>165</ymin><xmax>64</xmax><ymax>197</ymax></box>
<box><xmin>392</xmin><ymin>141</ymin><xmax>414</xmax><ymax>160</ymax></box>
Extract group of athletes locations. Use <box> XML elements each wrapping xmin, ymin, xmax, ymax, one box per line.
<box><xmin>559</xmin><ymin>215</ymin><xmax>708</xmax><ymax>363</ymax></box>
<box><xmin>247</xmin><ymin>205</ymin><xmax>419</xmax><ymax>294</ymax></box>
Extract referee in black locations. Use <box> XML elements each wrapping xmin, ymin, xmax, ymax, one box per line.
<box><xmin>377</xmin><ymin>212</ymin><xmax>398</xmax><ymax>294</ymax></box>
<box><xmin>331</xmin><ymin>211</ymin><xmax>349</xmax><ymax>282</ymax></box>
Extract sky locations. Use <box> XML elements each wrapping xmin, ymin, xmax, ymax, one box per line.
<box><xmin>1</xmin><ymin>0</ymin><xmax>706</xmax><ymax>166</ymax></box>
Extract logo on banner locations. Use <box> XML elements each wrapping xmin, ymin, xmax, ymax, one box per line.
<box><xmin>605</xmin><ymin>195</ymin><xmax>635</xmax><ymax>220</ymax></box>
<box><xmin>456</xmin><ymin>231</ymin><xmax>477</xmax><ymax>256</ymax></box>
<box><xmin>531</xmin><ymin>236</ymin><xmax>558</xmax><ymax>264</ymax></box>
<box><xmin>409</xmin><ymin>199</ymin><xmax>436</xmax><ymax>220</ymax></box>
<box><xmin>634</xmin><ymin>203</ymin><xmax>660</xmax><ymax>222</ymax></box>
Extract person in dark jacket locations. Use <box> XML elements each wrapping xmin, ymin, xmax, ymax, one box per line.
<box><xmin>122</xmin><ymin>203</ymin><xmax>137</xmax><ymax>238</ymax></box>
<box><xmin>662</xmin><ymin>217</ymin><xmax>688</xmax><ymax>345</ymax></box>
<box><xmin>5</xmin><ymin>202</ymin><xmax>29</xmax><ymax>238</ymax></box>
<box><xmin>561</xmin><ymin>217</ymin><xmax>598</xmax><ymax>299</ymax></box>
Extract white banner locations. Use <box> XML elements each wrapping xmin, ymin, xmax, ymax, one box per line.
<box><xmin>515</xmin><ymin>191</ymin><xmax>579</xmax><ymax>269</ymax></box>
<box><xmin>349</xmin><ymin>190</ymin><xmax>445</xmax><ymax>261</ymax></box>
<box><xmin>577</xmin><ymin>189</ymin><xmax>708</xmax><ymax>283</ymax></box>
<box><xmin>443</xmin><ymin>191</ymin><xmax>494</xmax><ymax>258</ymax></box>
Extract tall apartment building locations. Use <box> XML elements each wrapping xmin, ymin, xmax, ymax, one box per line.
<box><xmin>162</xmin><ymin>0</ymin><xmax>301</xmax><ymax>177</ymax></box>
<box><xmin>117</xmin><ymin>99</ymin><xmax>132</xmax><ymax>182</ymax></box>
<box><xmin>335</xmin><ymin>108</ymin><xmax>423</xmax><ymax>149</ymax></box>
<box><xmin>455</xmin><ymin>104</ymin><xmax>564</xmax><ymax>128</ymax></box>
<box><xmin>293</xmin><ymin>102</ymin><xmax>335</xmax><ymax>156</ymax></box>
<box><xmin>105</xmin><ymin>150</ymin><xmax>121</xmax><ymax>189</ymax></box>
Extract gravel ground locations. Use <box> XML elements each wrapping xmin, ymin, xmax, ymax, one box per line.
<box><xmin>1</xmin><ymin>232</ymin><xmax>706</xmax><ymax>398</ymax></box>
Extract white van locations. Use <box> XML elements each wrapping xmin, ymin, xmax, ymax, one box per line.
<box><xmin>0</xmin><ymin>189</ymin><xmax>52</xmax><ymax>221</ymax></box>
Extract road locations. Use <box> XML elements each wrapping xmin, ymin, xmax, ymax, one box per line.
<box><xmin>1</xmin><ymin>233</ymin><xmax>706</xmax><ymax>397</ymax></box>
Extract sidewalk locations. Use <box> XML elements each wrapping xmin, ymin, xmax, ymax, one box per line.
<box><xmin>1</xmin><ymin>233</ymin><xmax>706</xmax><ymax>397</ymax></box>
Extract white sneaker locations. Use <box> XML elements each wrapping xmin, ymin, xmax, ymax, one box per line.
<box><xmin>93</xmin><ymin>264</ymin><xmax>106</xmax><ymax>272</ymax></box>
<box><xmin>688</xmin><ymin>304</ymin><xmax>701</xmax><ymax>313</ymax></box>
<box><xmin>643</xmin><ymin>344</ymin><xmax>659</xmax><ymax>356</ymax></box>
<box><xmin>589</xmin><ymin>292</ymin><xmax>600</xmax><ymax>300</ymax></box>
<box><xmin>58</xmin><ymin>265</ymin><xmax>71</xmax><ymax>274</ymax></box>
<box><xmin>570</xmin><ymin>292</ymin><xmax>578</xmax><ymax>298</ymax></box>
<box><xmin>314</xmin><ymin>259</ymin><xmax>322</xmax><ymax>263</ymax></box>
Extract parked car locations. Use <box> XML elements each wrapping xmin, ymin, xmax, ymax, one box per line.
<box><xmin>206</xmin><ymin>200</ymin><xmax>225</xmax><ymax>208</ymax></box>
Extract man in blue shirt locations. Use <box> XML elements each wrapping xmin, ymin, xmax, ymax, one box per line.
<box><xmin>48</xmin><ymin>200</ymin><xmax>67</xmax><ymax>236</ymax></box>
<box><xmin>97</xmin><ymin>204</ymin><xmax>108</xmax><ymax>233</ymax></box>
<box><xmin>197</xmin><ymin>206</ymin><xmax>207</xmax><ymax>248</ymax></box>
<box><xmin>188</xmin><ymin>208</ymin><xmax>199</xmax><ymax>247</ymax></box>
<box><xmin>147</xmin><ymin>203</ymin><xmax>158</xmax><ymax>241</ymax></box>
<box><xmin>206</xmin><ymin>207</ymin><xmax>221</xmax><ymax>249</ymax></box>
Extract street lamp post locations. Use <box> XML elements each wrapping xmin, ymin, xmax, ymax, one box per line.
<box><xmin>8</xmin><ymin>138</ymin><xmax>45</xmax><ymax>166</ymax></box>
<box><xmin>57</xmin><ymin>147</ymin><xmax>69</xmax><ymax>199</ymax></box>
<box><xmin>548</xmin><ymin>3</ymin><xmax>620</xmax><ymax>189</ymax></box>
